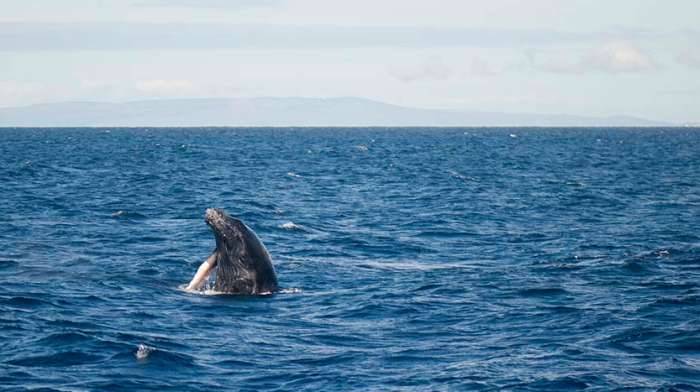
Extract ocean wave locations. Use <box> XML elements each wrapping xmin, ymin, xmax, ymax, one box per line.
<box><xmin>2</xmin><ymin>127</ymin><xmax>699</xmax><ymax>390</ymax></box>
<box><xmin>279</xmin><ymin>221</ymin><xmax>302</xmax><ymax>230</ymax></box>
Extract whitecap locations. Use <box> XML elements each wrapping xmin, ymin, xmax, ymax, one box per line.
<box><xmin>180</xmin><ymin>283</ymin><xmax>297</xmax><ymax>296</ymax></box>
<box><xmin>448</xmin><ymin>170</ymin><xmax>469</xmax><ymax>181</ymax></box>
<box><xmin>286</xmin><ymin>172</ymin><xmax>301</xmax><ymax>178</ymax></box>
<box><xmin>280</xmin><ymin>222</ymin><xmax>301</xmax><ymax>230</ymax></box>
<box><xmin>194</xmin><ymin>288</ymin><xmax>275</xmax><ymax>296</ymax></box>
<box><xmin>354</xmin><ymin>259</ymin><xmax>472</xmax><ymax>272</ymax></box>
<box><xmin>200</xmin><ymin>289</ymin><xmax>231</xmax><ymax>296</ymax></box>
<box><xmin>279</xmin><ymin>287</ymin><xmax>303</xmax><ymax>294</ymax></box>
<box><xmin>180</xmin><ymin>284</ymin><xmax>223</xmax><ymax>296</ymax></box>
<box><xmin>135</xmin><ymin>344</ymin><xmax>154</xmax><ymax>360</ymax></box>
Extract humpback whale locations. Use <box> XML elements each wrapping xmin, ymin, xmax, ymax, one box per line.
<box><xmin>186</xmin><ymin>208</ymin><xmax>278</xmax><ymax>295</ymax></box>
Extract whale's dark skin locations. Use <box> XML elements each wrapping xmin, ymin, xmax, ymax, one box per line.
<box><xmin>204</xmin><ymin>208</ymin><xmax>278</xmax><ymax>294</ymax></box>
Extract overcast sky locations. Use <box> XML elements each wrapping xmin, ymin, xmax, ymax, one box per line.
<box><xmin>1</xmin><ymin>0</ymin><xmax>699</xmax><ymax>123</ymax></box>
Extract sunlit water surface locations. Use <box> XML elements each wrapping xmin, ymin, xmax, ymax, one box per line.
<box><xmin>1</xmin><ymin>127</ymin><xmax>699</xmax><ymax>391</ymax></box>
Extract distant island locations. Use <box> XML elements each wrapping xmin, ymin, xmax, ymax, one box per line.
<box><xmin>0</xmin><ymin>97</ymin><xmax>669</xmax><ymax>127</ymax></box>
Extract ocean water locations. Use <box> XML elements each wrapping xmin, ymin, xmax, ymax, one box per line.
<box><xmin>1</xmin><ymin>127</ymin><xmax>699</xmax><ymax>391</ymax></box>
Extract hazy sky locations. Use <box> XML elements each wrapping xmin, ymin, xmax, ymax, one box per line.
<box><xmin>1</xmin><ymin>0</ymin><xmax>699</xmax><ymax>122</ymax></box>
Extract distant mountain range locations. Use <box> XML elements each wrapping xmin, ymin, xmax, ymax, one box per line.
<box><xmin>0</xmin><ymin>97</ymin><xmax>670</xmax><ymax>127</ymax></box>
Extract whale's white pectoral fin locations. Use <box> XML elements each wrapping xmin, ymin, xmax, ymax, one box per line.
<box><xmin>185</xmin><ymin>253</ymin><xmax>217</xmax><ymax>291</ymax></box>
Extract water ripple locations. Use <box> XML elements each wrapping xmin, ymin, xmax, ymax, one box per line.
<box><xmin>1</xmin><ymin>127</ymin><xmax>699</xmax><ymax>390</ymax></box>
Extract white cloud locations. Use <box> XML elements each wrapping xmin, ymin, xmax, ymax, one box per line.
<box><xmin>583</xmin><ymin>42</ymin><xmax>657</xmax><ymax>73</ymax></box>
<box><xmin>529</xmin><ymin>42</ymin><xmax>658</xmax><ymax>74</ymax></box>
<box><xmin>0</xmin><ymin>22</ymin><xmax>628</xmax><ymax>52</ymax></box>
<box><xmin>390</xmin><ymin>56</ymin><xmax>502</xmax><ymax>83</ymax></box>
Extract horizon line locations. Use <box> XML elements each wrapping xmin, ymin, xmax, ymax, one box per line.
<box><xmin>2</xmin><ymin>125</ymin><xmax>697</xmax><ymax>129</ymax></box>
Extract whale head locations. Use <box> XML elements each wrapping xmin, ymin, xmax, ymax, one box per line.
<box><xmin>204</xmin><ymin>208</ymin><xmax>278</xmax><ymax>294</ymax></box>
<box><xmin>205</xmin><ymin>208</ymin><xmax>238</xmax><ymax>246</ymax></box>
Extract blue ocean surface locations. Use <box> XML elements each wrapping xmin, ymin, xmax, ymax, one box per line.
<box><xmin>1</xmin><ymin>127</ymin><xmax>699</xmax><ymax>391</ymax></box>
